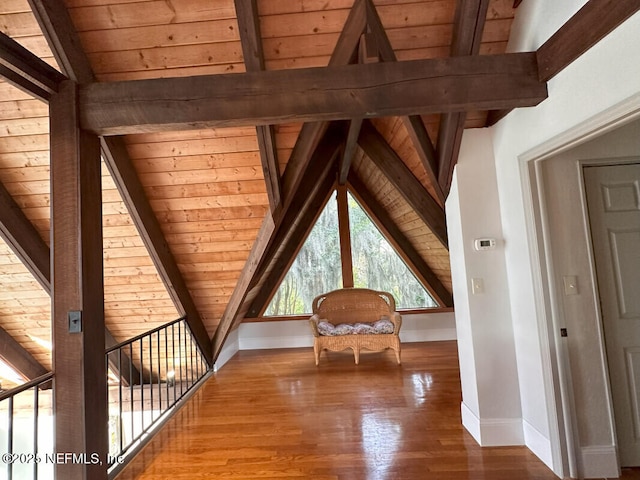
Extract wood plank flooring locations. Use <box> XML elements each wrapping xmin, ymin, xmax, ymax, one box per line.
<box><xmin>115</xmin><ymin>341</ymin><xmax>638</xmax><ymax>479</ymax></box>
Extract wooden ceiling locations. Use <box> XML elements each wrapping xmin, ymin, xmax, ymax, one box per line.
<box><xmin>0</xmin><ymin>0</ymin><xmax>556</xmax><ymax>385</ymax></box>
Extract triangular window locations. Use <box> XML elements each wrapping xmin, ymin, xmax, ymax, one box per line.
<box><xmin>264</xmin><ymin>191</ymin><xmax>342</xmax><ymax>316</ymax></box>
<box><xmin>347</xmin><ymin>192</ymin><xmax>437</xmax><ymax>309</ymax></box>
<box><xmin>265</xmin><ymin>188</ymin><xmax>438</xmax><ymax>316</ymax></box>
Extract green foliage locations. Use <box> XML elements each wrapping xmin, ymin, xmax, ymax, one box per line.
<box><xmin>265</xmin><ymin>190</ymin><xmax>437</xmax><ymax>316</ymax></box>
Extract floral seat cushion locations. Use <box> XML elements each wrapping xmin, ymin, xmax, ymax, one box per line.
<box><xmin>317</xmin><ymin>319</ymin><xmax>395</xmax><ymax>336</ymax></box>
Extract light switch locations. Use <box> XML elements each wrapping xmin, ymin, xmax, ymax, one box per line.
<box><xmin>563</xmin><ymin>276</ymin><xmax>579</xmax><ymax>296</ymax></box>
<box><xmin>471</xmin><ymin>278</ymin><xmax>484</xmax><ymax>295</ymax></box>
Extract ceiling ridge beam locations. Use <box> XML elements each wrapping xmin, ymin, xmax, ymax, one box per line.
<box><xmin>234</xmin><ymin>0</ymin><xmax>282</xmax><ymax>214</ymax></box>
<box><xmin>0</xmin><ymin>30</ymin><xmax>66</xmax><ymax>101</ymax></box>
<box><xmin>363</xmin><ymin>0</ymin><xmax>443</xmax><ymax>204</ymax></box>
<box><xmin>27</xmin><ymin>0</ymin><xmax>213</xmax><ymax>364</ymax></box>
<box><xmin>80</xmin><ymin>53</ymin><xmax>547</xmax><ymax>136</ymax></box>
<box><xmin>358</xmin><ymin>120</ymin><xmax>448</xmax><ymax>249</ymax></box>
<box><xmin>437</xmin><ymin>0</ymin><xmax>491</xmax><ymax>197</ymax></box>
<box><xmin>347</xmin><ymin>173</ymin><xmax>453</xmax><ymax>307</ymax></box>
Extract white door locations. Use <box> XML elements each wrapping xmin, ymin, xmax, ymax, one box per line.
<box><xmin>584</xmin><ymin>163</ymin><xmax>640</xmax><ymax>467</ymax></box>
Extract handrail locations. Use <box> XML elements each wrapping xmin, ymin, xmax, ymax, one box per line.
<box><xmin>0</xmin><ymin>372</ymin><xmax>53</xmax><ymax>402</ymax></box>
<box><xmin>105</xmin><ymin>316</ymin><xmax>187</xmax><ymax>354</ymax></box>
<box><xmin>105</xmin><ymin>316</ymin><xmax>210</xmax><ymax>477</ymax></box>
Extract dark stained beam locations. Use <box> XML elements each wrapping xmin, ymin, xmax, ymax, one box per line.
<box><xmin>0</xmin><ymin>177</ymin><xmax>141</xmax><ymax>385</ymax></box>
<box><xmin>358</xmin><ymin>121</ymin><xmax>448</xmax><ymax>249</ymax></box>
<box><xmin>339</xmin><ymin>118</ymin><xmax>362</xmax><ymax>184</ymax></box>
<box><xmin>348</xmin><ymin>173</ymin><xmax>453</xmax><ymax>307</ymax></box>
<box><xmin>234</xmin><ymin>0</ymin><xmax>282</xmax><ymax>214</ymax></box>
<box><xmin>437</xmin><ymin>0</ymin><xmax>490</xmax><ymax>197</ymax></box>
<box><xmin>102</xmin><ymin>137</ymin><xmax>213</xmax><ymax>365</ymax></box>
<box><xmin>0</xmin><ymin>31</ymin><xmax>66</xmax><ymax>101</ymax></box>
<box><xmin>364</xmin><ymin>0</ymin><xmax>443</xmax><ymax>204</ymax></box>
<box><xmin>245</xmin><ymin>169</ymin><xmax>337</xmax><ymax>318</ymax></box>
<box><xmin>212</xmin><ymin>127</ymin><xmax>343</xmax><ymax>359</ymax></box>
<box><xmin>50</xmin><ymin>80</ymin><xmax>107</xmax><ymax>480</ymax></box>
<box><xmin>79</xmin><ymin>53</ymin><xmax>547</xmax><ymax>136</ymax></box>
<box><xmin>28</xmin><ymin>0</ymin><xmax>213</xmax><ymax>365</ymax></box>
<box><xmin>0</xmin><ymin>327</ymin><xmax>48</xmax><ymax>382</ymax></box>
<box><xmin>212</xmin><ymin>0</ymin><xmax>366</xmax><ymax>360</ymax></box>
<box><xmin>537</xmin><ymin>0</ymin><xmax>640</xmax><ymax>82</ymax></box>
<box><xmin>0</xmin><ymin>180</ymin><xmax>50</xmax><ymax>292</ymax></box>
<box><xmin>336</xmin><ymin>184</ymin><xmax>354</xmax><ymax>288</ymax></box>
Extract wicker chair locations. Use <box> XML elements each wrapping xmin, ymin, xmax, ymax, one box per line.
<box><xmin>308</xmin><ymin>288</ymin><xmax>402</xmax><ymax>365</ymax></box>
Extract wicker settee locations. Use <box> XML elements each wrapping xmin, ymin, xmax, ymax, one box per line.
<box><xmin>308</xmin><ymin>288</ymin><xmax>402</xmax><ymax>365</ymax></box>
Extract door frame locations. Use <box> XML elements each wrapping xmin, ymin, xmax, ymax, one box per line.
<box><xmin>519</xmin><ymin>93</ymin><xmax>640</xmax><ymax>478</ymax></box>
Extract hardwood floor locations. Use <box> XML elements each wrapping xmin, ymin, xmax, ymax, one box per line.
<box><xmin>115</xmin><ymin>341</ymin><xmax>637</xmax><ymax>479</ymax></box>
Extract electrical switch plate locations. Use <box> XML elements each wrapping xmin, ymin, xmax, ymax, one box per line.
<box><xmin>471</xmin><ymin>278</ymin><xmax>484</xmax><ymax>295</ymax></box>
<box><xmin>563</xmin><ymin>276</ymin><xmax>579</xmax><ymax>296</ymax></box>
<box><xmin>68</xmin><ymin>310</ymin><xmax>82</xmax><ymax>333</ymax></box>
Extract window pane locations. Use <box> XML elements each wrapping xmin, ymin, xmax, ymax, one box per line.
<box><xmin>348</xmin><ymin>192</ymin><xmax>437</xmax><ymax>309</ymax></box>
<box><xmin>265</xmin><ymin>192</ymin><xmax>341</xmax><ymax>315</ymax></box>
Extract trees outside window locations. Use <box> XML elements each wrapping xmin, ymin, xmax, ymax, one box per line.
<box><xmin>265</xmin><ymin>188</ymin><xmax>437</xmax><ymax>316</ymax></box>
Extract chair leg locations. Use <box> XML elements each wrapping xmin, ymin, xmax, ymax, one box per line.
<box><xmin>314</xmin><ymin>343</ymin><xmax>320</xmax><ymax>366</ymax></box>
<box><xmin>395</xmin><ymin>348</ymin><xmax>401</xmax><ymax>365</ymax></box>
<box><xmin>354</xmin><ymin>347</ymin><xmax>360</xmax><ymax>365</ymax></box>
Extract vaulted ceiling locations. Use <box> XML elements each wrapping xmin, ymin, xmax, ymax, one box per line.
<box><xmin>1</xmin><ymin>0</ymin><xmax>632</xmax><ymax>387</ymax></box>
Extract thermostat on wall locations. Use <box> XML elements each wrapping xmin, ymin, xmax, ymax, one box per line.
<box><xmin>474</xmin><ymin>238</ymin><xmax>496</xmax><ymax>251</ymax></box>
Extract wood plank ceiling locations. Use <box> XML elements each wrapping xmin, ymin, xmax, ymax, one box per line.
<box><xmin>0</xmin><ymin>0</ymin><xmax>522</xmax><ymax>384</ymax></box>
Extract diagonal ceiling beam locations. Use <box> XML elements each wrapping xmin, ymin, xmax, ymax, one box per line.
<box><xmin>212</xmin><ymin>127</ymin><xmax>344</xmax><ymax>360</ymax></box>
<box><xmin>79</xmin><ymin>53</ymin><xmax>547</xmax><ymax>136</ymax></box>
<box><xmin>437</xmin><ymin>0</ymin><xmax>490</xmax><ymax>198</ymax></box>
<box><xmin>364</xmin><ymin>0</ymin><xmax>444</xmax><ymax>205</ymax></box>
<box><xmin>0</xmin><ymin>177</ymin><xmax>141</xmax><ymax>385</ymax></box>
<box><xmin>27</xmin><ymin>0</ymin><xmax>213</xmax><ymax>365</ymax></box>
<box><xmin>0</xmin><ymin>326</ymin><xmax>48</xmax><ymax>383</ymax></box>
<box><xmin>358</xmin><ymin>120</ymin><xmax>448</xmax><ymax>249</ymax></box>
<box><xmin>347</xmin><ymin>173</ymin><xmax>453</xmax><ymax>307</ymax></box>
<box><xmin>234</xmin><ymin>0</ymin><xmax>282</xmax><ymax>214</ymax></box>
<box><xmin>246</xmin><ymin>166</ymin><xmax>337</xmax><ymax>318</ymax></box>
<box><xmin>0</xmin><ymin>30</ymin><xmax>66</xmax><ymax>101</ymax></box>
<box><xmin>536</xmin><ymin>0</ymin><xmax>640</xmax><ymax>82</ymax></box>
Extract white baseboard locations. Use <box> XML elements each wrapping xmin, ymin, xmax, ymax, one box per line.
<box><xmin>239</xmin><ymin>334</ymin><xmax>312</xmax><ymax>350</ymax></box>
<box><xmin>400</xmin><ymin>327</ymin><xmax>457</xmax><ymax>343</ymax></box>
<box><xmin>461</xmin><ymin>402</ymin><xmax>524</xmax><ymax>446</ymax></box>
<box><xmin>523</xmin><ymin>420</ymin><xmax>554</xmax><ymax>471</ymax></box>
<box><xmin>580</xmin><ymin>445</ymin><xmax>619</xmax><ymax>479</ymax></box>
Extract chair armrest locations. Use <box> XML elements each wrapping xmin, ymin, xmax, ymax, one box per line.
<box><xmin>309</xmin><ymin>314</ymin><xmax>321</xmax><ymax>337</ymax></box>
<box><xmin>390</xmin><ymin>312</ymin><xmax>402</xmax><ymax>335</ymax></box>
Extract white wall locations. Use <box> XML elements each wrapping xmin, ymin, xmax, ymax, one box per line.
<box><xmin>212</xmin><ymin>312</ymin><xmax>456</xmax><ymax>371</ymax></box>
<box><xmin>447</xmin><ymin>129</ymin><xmax>522</xmax><ymax>447</ymax></box>
<box><xmin>448</xmin><ymin>2</ymin><xmax>640</xmax><ymax>477</ymax></box>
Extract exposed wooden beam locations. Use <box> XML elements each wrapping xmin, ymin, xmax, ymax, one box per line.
<box><xmin>212</xmin><ymin>127</ymin><xmax>343</xmax><ymax>359</ymax></box>
<box><xmin>0</xmin><ymin>177</ymin><xmax>142</xmax><ymax>385</ymax></box>
<box><xmin>537</xmin><ymin>0</ymin><xmax>640</xmax><ymax>82</ymax></box>
<box><xmin>245</xmin><ymin>172</ymin><xmax>337</xmax><ymax>318</ymax></box>
<box><xmin>0</xmin><ymin>180</ymin><xmax>50</xmax><ymax>293</ymax></box>
<box><xmin>27</xmin><ymin>0</ymin><xmax>213</xmax><ymax>366</ymax></box>
<box><xmin>50</xmin><ymin>80</ymin><xmax>107</xmax><ymax>480</ymax></box>
<box><xmin>79</xmin><ymin>53</ymin><xmax>547</xmax><ymax>136</ymax></box>
<box><xmin>269</xmin><ymin>0</ymin><xmax>366</xmax><ymax>203</ymax></box>
<box><xmin>437</xmin><ymin>0</ymin><xmax>491</xmax><ymax>197</ymax></box>
<box><xmin>235</xmin><ymin>0</ymin><xmax>282</xmax><ymax>214</ymax></box>
<box><xmin>347</xmin><ymin>173</ymin><xmax>453</xmax><ymax>307</ymax></box>
<box><xmin>339</xmin><ymin>118</ymin><xmax>362</xmax><ymax>184</ymax></box>
<box><xmin>0</xmin><ymin>327</ymin><xmax>48</xmax><ymax>382</ymax></box>
<box><xmin>102</xmin><ymin>137</ymin><xmax>213</xmax><ymax>365</ymax></box>
<box><xmin>27</xmin><ymin>0</ymin><xmax>94</xmax><ymax>84</ymax></box>
<box><xmin>358</xmin><ymin>121</ymin><xmax>448</xmax><ymax>249</ymax></box>
<box><xmin>337</xmin><ymin>184</ymin><xmax>354</xmax><ymax>288</ymax></box>
<box><xmin>0</xmin><ymin>31</ymin><xmax>66</xmax><ymax>101</ymax></box>
<box><xmin>364</xmin><ymin>0</ymin><xmax>443</xmax><ymax>204</ymax></box>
